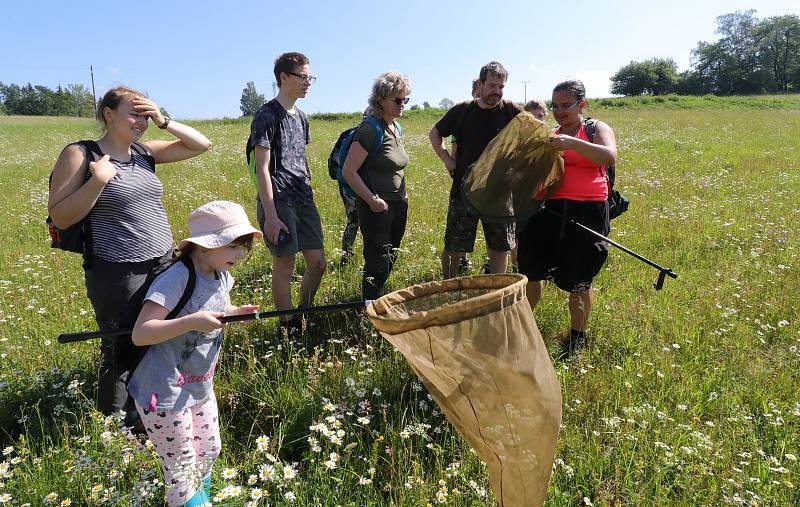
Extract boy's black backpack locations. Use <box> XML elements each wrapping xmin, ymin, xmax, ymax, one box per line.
<box><xmin>583</xmin><ymin>118</ymin><xmax>629</xmax><ymax>219</ymax></box>
<box><xmin>46</xmin><ymin>140</ymin><xmax>156</xmax><ymax>255</ymax></box>
<box><xmin>114</xmin><ymin>255</ymin><xmax>197</xmax><ymax>392</ymax></box>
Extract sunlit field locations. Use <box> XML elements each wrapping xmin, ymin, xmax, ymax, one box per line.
<box><xmin>0</xmin><ymin>95</ymin><xmax>798</xmax><ymax>506</ymax></box>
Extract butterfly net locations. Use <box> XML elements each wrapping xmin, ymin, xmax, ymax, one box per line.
<box><xmin>366</xmin><ymin>274</ymin><xmax>562</xmax><ymax>507</ymax></box>
<box><xmin>461</xmin><ymin>112</ymin><xmax>564</xmax><ymax>224</ymax></box>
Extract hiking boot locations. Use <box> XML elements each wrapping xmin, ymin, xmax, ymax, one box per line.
<box><xmin>458</xmin><ymin>255</ymin><xmax>471</xmax><ymax>276</ymax></box>
<box><xmin>279</xmin><ymin>315</ymin><xmax>305</xmax><ymax>341</ymax></box>
<box><xmin>560</xmin><ymin>330</ymin><xmax>587</xmax><ymax>358</ymax></box>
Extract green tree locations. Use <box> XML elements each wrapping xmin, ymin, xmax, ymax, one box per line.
<box><xmin>755</xmin><ymin>14</ymin><xmax>800</xmax><ymax>92</ymax></box>
<box><xmin>240</xmin><ymin>81</ymin><xmax>265</xmax><ymax>116</ymax></box>
<box><xmin>439</xmin><ymin>98</ymin><xmax>454</xmax><ymax>109</ymax></box>
<box><xmin>610</xmin><ymin>58</ymin><xmax>678</xmax><ymax>96</ymax></box>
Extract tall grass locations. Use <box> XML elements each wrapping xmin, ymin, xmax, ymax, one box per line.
<box><xmin>0</xmin><ymin>96</ymin><xmax>798</xmax><ymax>505</ymax></box>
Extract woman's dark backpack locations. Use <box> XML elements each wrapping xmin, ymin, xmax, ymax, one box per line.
<box><xmin>583</xmin><ymin>118</ymin><xmax>629</xmax><ymax>219</ymax></box>
<box><xmin>114</xmin><ymin>256</ymin><xmax>197</xmax><ymax>392</ymax></box>
<box><xmin>46</xmin><ymin>141</ymin><xmax>156</xmax><ymax>255</ymax></box>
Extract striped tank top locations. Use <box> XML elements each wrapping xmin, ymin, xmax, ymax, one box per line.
<box><xmin>88</xmin><ymin>148</ymin><xmax>173</xmax><ymax>262</ymax></box>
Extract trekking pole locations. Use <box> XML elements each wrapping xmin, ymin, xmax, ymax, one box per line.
<box><xmin>541</xmin><ymin>207</ymin><xmax>678</xmax><ymax>290</ymax></box>
<box><xmin>57</xmin><ymin>300</ymin><xmax>372</xmax><ymax>344</ymax></box>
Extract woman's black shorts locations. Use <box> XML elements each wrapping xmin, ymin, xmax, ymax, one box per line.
<box><xmin>517</xmin><ymin>199</ymin><xmax>609</xmax><ymax>293</ymax></box>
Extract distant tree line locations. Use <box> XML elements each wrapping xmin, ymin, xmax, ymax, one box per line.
<box><xmin>0</xmin><ymin>82</ymin><xmax>96</xmax><ymax>117</ymax></box>
<box><xmin>611</xmin><ymin>10</ymin><xmax>800</xmax><ymax>96</ymax></box>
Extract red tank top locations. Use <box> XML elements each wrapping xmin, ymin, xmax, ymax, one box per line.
<box><xmin>547</xmin><ymin>123</ymin><xmax>608</xmax><ymax>201</ymax></box>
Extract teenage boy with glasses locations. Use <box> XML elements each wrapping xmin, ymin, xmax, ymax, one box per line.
<box><xmin>250</xmin><ymin>52</ymin><xmax>326</xmax><ymax>339</ymax></box>
<box><xmin>429</xmin><ymin>61</ymin><xmax>523</xmax><ymax>279</ymax></box>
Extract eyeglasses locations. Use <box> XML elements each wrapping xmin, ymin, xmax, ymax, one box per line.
<box><xmin>289</xmin><ymin>72</ymin><xmax>317</xmax><ymax>84</ymax></box>
<box><xmin>550</xmin><ymin>100</ymin><xmax>580</xmax><ymax>112</ymax></box>
<box><xmin>391</xmin><ymin>97</ymin><xmax>410</xmax><ymax>105</ymax></box>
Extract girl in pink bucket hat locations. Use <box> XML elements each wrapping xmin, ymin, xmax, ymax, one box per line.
<box><xmin>128</xmin><ymin>200</ymin><xmax>262</xmax><ymax>506</ymax></box>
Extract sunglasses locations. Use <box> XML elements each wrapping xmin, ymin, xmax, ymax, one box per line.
<box><xmin>390</xmin><ymin>97</ymin><xmax>410</xmax><ymax>105</ymax></box>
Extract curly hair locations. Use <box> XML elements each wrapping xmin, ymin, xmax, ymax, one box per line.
<box><xmin>478</xmin><ymin>61</ymin><xmax>509</xmax><ymax>83</ymax></box>
<box><xmin>365</xmin><ymin>72</ymin><xmax>412</xmax><ymax>118</ymax></box>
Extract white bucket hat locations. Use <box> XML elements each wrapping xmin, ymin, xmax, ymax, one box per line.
<box><xmin>178</xmin><ymin>200</ymin><xmax>262</xmax><ymax>249</ymax></box>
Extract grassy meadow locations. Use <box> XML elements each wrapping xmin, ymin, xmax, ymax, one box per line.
<box><xmin>0</xmin><ymin>95</ymin><xmax>798</xmax><ymax>505</ymax></box>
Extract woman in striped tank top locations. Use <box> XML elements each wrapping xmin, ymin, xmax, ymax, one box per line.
<box><xmin>47</xmin><ymin>86</ymin><xmax>212</xmax><ymax>421</ymax></box>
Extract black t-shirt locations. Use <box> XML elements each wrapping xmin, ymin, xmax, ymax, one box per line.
<box><xmin>434</xmin><ymin>100</ymin><xmax>522</xmax><ymax>198</ymax></box>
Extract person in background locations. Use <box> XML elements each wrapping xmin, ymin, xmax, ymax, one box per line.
<box><xmin>517</xmin><ymin>80</ymin><xmax>617</xmax><ymax>356</ymax></box>
<box><xmin>47</xmin><ymin>85</ymin><xmax>212</xmax><ymax>419</ymax></box>
<box><xmin>250</xmin><ymin>52</ymin><xmax>327</xmax><ymax>339</ymax></box>
<box><xmin>452</xmin><ymin>78</ymin><xmax>482</xmax><ymax>275</ymax></box>
<box><xmin>341</xmin><ymin>72</ymin><xmax>411</xmax><ymax>299</ymax></box>
<box><xmin>525</xmin><ymin>98</ymin><xmax>548</xmax><ymax>121</ymax></box>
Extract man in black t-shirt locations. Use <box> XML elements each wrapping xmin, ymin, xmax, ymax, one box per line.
<box><xmin>429</xmin><ymin>61</ymin><xmax>522</xmax><ymax>278</ymax></box>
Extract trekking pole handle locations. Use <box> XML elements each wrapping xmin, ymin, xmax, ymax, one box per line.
<box><xmin>57</xmin><ymin>300</ymin><xmax>372</xmax><ymax>344</ymax></box>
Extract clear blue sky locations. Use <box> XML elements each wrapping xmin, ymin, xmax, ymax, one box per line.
<box><xmin>3</xmin><ymin>0</ymin><xmax>797</xmax><ymax>119</ymax></box>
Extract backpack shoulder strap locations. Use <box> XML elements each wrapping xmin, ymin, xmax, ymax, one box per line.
<box><xmin>583</xmin><ymin>117</ymin><xmax>597</xmax><ymax>142</ymax></box>
<box><xmin>362</xmin><ymin>115</ymin><xmax>385</xmax><ymax>155</ymax></box>
<box><xmin>167</xmin><ymin>256</ymin><xmax>197</xmax><ymax>320</ymax></box>
<box><xmin>131</xmin><ymin>142</ymin><xmax>156</xmax><ymax>172</ymax></box>
<box><xmin>74</xmin><ymin>140</ymin><xmax>103</xmax><ymax>180</ymax></box>
<box><xmin>394</xmin><ymin>121</ymin><xmax>404</xmax><ymax>139</ymax></box>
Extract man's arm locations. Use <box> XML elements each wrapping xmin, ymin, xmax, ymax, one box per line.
<box><xmin>429</xmin><ymin>126</ymin><xmax>456</xmax><ymax>177</ymax></box>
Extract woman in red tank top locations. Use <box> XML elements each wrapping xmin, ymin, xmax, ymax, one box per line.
<box><xmin>517</xmin><ymin>79</ymin><xmax>618</xmax><ymax>356</ymax></box>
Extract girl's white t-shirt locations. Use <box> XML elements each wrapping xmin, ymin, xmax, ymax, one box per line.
<box><xmin>128</xmin><ymin>262</ymin><xmax>233</xmax><ymax>412</ymax></box>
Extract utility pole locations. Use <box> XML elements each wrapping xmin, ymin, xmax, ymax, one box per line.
<box><xmin>90</xmin><ymin>65</ymin><xmax>97</xmax><ymax>117</ymax></box>
<box><xmin>521</xmin><ymin>81</ymin><xmax>530</xmax><ymax>104</ymax></box>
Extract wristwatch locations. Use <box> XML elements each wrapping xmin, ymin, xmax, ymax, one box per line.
<box><xmin>158</xmin><ymin>117</ymin><xmax>171</xmax><ymax>129</ymax></box>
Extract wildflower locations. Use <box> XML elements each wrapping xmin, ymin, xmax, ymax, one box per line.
<box><xmin>256</xmin><ymin>435</ymin><xmax>270</xmax><ymax>452</ymax></box>
<box><xmin>1</xmin><ymin>448</ymin><xmax>11</xmax><ymax>456</ymax></box>
<box><xmin>250</xmin><ymin>488</ymin><xmax>265</xmax><ymax>500</ymax></box>
<box><xmin>247</xmin><ymin>474</ymin><xmax>258</xmax><ymax>485</ymax></box>
<box><xmin>283</xmin><ymin>464</ymin><xmax>298</xmax><ymax>481</ymax></box>
<box><xmin>222</xmin><ymin>468</ymin><xmax>238</xmax><ymax>480</ymax></box>
<box><xmin>258</xmin><ymin>463</ymin><xmax>275</xmax><ymax>481</ymax></box>
<box><xmin>357</xmin><ymin>416</ymin><xmax>370</xmax><ymax>425</ymax></box>
<box><xmin>284</xmin><ymin>491</ymin><xmax>296</xmax><ymax>502</ymax></box>
<box><xmin>43</xmin><ymin>493</ymin><xmax>58</xmax><ymax>504</ymax></box>
<box><xmin>323</xmin><ymin>459</ymin><xmax>337</xmax><ymax>469</ymax></box>
<box><xmin>583</xmin><ymin>497</ymin><xmax>593</xmax><ymax>506</ymax></box>
<box><xmin>60</xmin><ymin>500</ymin><xmax>72</xmax><ymax>507</ymax></box>
<box><xmin>399</xmin><ymin>430</ymin><xmax>411</xmax><ymax>439</ymax></box>
<box><xmin>323</xmin><ymin>402</ymin><xmax>336</xmax><ymax>412</ymax></box>
<box><xmin>359</xmin><ymin>476</ymin><xmax>373</xmax><ymax>485</ymax></box>
<box><xmin>0</xmin><ymin>494</ymin><xmax>12</xmax><ymax>504</ymax></box>
<box><xmin>785</xmin><ymin>453</ymin><xmax>797</xmax><ymax>461</ymax></box>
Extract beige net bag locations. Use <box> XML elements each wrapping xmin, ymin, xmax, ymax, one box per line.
<box><xmin>366</xmin><ymin>274</ymin><xmax>562</xmax><ymax>507</ymax></box>
<box><xmin>461</xmin><ymin>112</ymin><xmax>564</xmax><ymax>224</ymax></box>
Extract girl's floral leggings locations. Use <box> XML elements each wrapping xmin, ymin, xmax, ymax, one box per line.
<box><xmin>136</xmin><ymin>395</ymin><xmax>221</xmax><ymax>507</ymax></box>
